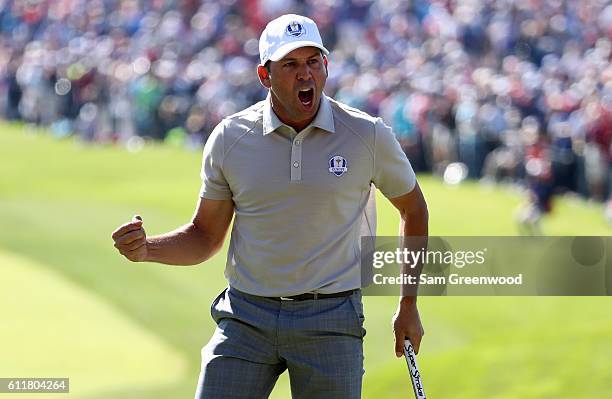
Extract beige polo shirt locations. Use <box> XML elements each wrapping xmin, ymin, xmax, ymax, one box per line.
<box><xmin>200</xmin><ymin>94</ymin><xmax>416</xmax><ymax>296</ymax></box>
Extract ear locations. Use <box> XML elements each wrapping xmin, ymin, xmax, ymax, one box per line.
<box><xmin>323</xmin><ymin>56</ymin><xmax>328</xmax><ymax>76</ymax></box>
<box><xmin>257</xmin><ymin>65</ymin><xmax>271</xmax><ymax>89</ymax></box>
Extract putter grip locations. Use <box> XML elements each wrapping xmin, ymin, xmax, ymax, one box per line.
<box><xmin>404</xmin><ymin>339</ymin><xmax>426</xmax><ymax>399</ymax></box>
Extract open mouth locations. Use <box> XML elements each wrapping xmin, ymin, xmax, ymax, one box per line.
<box><xmin>298</xmin><ymin>88</ymin><xmax>314</xmax><ymax>106</ymax></box>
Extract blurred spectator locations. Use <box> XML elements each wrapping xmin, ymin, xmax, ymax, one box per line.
<box><xmin>0</xmin><ymin>0</ymin><xmax>610</xmax><ymax>205</ymax></box>
<box><xmin>516</xmin><ymin>117</ymin><xmax>554</xmax><ymax>234</ymax></box>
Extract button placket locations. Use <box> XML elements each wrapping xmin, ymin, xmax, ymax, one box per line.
<box><xmin>290</xmin><ymin>130</ymin><xmax>309</xmax><ymax>181</ymax></box>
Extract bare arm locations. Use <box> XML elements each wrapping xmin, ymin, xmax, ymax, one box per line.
<box><xmin>387</xmin><ymin>182</ymin><xmax>429</xmax><ymax>356</ymax></box>
<box><xmin>112</xmin><ymin>197</ymin><xmax>234</xmax><ymax>266</ymax></box>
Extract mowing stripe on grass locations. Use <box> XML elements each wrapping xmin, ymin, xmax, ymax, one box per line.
<box><xmin>0</xmin><ymin>249</ymin><xmax>187</xmax><ymax>398</ymax></box>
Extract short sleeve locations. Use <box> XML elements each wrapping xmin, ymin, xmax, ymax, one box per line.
<box><xmin>199</xmin><ymin>122</ymin><xmax>233</xmax><ymax>200</ymax></box>
<box><xmin>372</xmin><ymin>118</ymin><xmax>416</xmax><ymax>198</ymax></box>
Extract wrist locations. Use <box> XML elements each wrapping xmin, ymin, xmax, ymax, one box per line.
<box><xmin>399</xmin><ymin>295</ymin><xmax>417</xmax><ymax>307</ymax></box>
<box><xmin>142</xmin><ymin>238</ymin><xmax>154</xmax><ymax>262</ymax></box>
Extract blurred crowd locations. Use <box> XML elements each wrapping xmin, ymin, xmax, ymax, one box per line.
<box><xmin>0</xmin><ymin>0</ymin><xmax>611</xmax><ymax>203</ymax></box>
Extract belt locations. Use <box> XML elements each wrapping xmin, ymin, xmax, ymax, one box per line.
<box><xmin>267</xmin><ymin>289</ymin><xmax>358</xmax><ymax>301</ymax></box>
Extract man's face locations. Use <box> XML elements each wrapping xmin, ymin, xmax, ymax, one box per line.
<box><xmin>259</xmin><ymin>46</ymin><xmax>327</xmax><ymax>129</ymax></box>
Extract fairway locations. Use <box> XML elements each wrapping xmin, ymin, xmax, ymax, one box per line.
<box><xmin>1</xmin><ymin>123</ymin><xmax>610</xmax><ymax>398</ymax></box>
<box><xmin>0</xmin><ymin>250</ymin><xmax>186</xmax><ymax>398</ymax></box>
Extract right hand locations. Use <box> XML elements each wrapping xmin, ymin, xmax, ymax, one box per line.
<box><xmin>111</xmin><ymin>215</ymin><xmax>148</xmax><ymax>262</ymax></box>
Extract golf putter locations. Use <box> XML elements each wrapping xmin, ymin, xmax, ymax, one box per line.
<box><xmin>404</xmin><ymin>339</ymin><xmax>426</xmax><ymax>399</ymax></box>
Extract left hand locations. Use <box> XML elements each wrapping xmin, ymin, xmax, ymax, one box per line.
<box><xmin>392</xmin><ymin>297</ymin><xmax>424</xmax><ymax>357</ymax></box>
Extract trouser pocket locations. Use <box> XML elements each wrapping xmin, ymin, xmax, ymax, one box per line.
<box><xmin>348</xmin><ymin>293</ymin><xmax>366</xmax><ymax>338</ymax></box>
<box><xmin>209</xmin><ymin>287</ymin><xmax>228</xmax><ymax>323</ymax></box>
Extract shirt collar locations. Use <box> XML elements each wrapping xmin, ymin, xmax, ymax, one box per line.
<box><xmin>262</xmin><ymin>92</ymin><xmax>335</xmax><ymax>135</ymax></box>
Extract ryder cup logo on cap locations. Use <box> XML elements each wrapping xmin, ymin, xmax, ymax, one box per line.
<box><xmin>259</xmin><ymin>14</ymin><xmax>329</xmax><ymax>65</ymax></box>
<box><xmin>286</xmin><ymin>21</ymin><xmax>306</xmax><ymax>37</ymax></box>
<box><xmin>329</xmin><ymin>155</ymin><xmax>348</xmax><ymax>177</ymax></box>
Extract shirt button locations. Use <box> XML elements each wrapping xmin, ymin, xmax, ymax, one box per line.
<box><xmin>294</xmin><ymin>140</ymin><xmax>301</xmax><ymax>146</ymax></box>
<box><xmin>293</xmin><ymin>161</ymin><xmax>300</xmax><ymax>168</ymax></box>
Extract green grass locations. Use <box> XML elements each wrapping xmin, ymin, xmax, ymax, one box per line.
<box><xmin>0</xmin><ymin>122</ymin><xmax>610</xmax><ymax>398</ymax></box>
<box><xmin>0</xmin><ymin>251</ymin><xmax>185</xmax><ymax>398</ymax></box>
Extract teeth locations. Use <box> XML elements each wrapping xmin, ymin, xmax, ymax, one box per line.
<box><xmin>299</xmin><ymin>89</ymin><xmax>311</xmax><ymax>92</ymax></box>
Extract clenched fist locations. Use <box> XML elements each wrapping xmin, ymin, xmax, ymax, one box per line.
<box><xmin>112</xmin><ymin>215</ymin><xmax>148</xmax><ymax>262</ymax></box>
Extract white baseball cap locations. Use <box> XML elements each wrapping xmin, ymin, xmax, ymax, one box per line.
<box><xmin>259</xmin><ymin>14</ymin><xmax>329</xmax><ymax>65</ymax></box>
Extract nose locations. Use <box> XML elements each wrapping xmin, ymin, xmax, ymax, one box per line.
<box><xmin>296</xmin><ymin>62</ymin><xmax>312</xmax><ymax>81</ymax></box>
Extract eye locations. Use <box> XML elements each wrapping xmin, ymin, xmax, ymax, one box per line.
<box><xmin>308</xmin><ymin>59</ymin><xmax>320</xmax><ymax>65</ymax></box>
<box><xmin>283</xmin><ymin>61</ymin><xmax>295</xmax><ymax>68</ymax></box>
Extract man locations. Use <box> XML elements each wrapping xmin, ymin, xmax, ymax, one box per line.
<box><xmin>111</xmin><ymin>14</ymin><xmax>428</xmax><ymax>399</ymax></box>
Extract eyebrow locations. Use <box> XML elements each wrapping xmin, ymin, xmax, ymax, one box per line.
<box><xmin>280</xmin><ymin>52</ymin><xmax>321</xmax><ymax>62</ymax></box>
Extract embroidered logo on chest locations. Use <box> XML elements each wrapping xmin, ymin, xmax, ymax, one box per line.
<box><xmin>328</xmin><ymin>155</ymin><xmax>348</xmax><ymax>177</ymax></box>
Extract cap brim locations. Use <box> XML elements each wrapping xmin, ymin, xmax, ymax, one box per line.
<box><xmin>268</xmin><ymin>41</ymin><xmax>330</xmax><ymax>62</ymax></box>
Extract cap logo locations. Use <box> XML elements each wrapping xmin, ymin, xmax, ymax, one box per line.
<box><xmin>329</xmin><ymin>155</ymin><xmax>348</xmax><ymax>177</ymax></box>
<box><xmin>285</xmin><ymin>21</ymin><xmax>306</xmax><ymax>37</ymax></box>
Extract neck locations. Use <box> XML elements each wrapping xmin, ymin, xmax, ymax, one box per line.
<box><xmin>270</xmin><ymin>96</ymin><xmax>320</xmax><ymax>132</ymax></box>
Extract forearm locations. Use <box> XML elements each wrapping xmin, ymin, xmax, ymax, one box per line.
<box><xmin>389</xmin><ymin>184</ymin><xmax>428</xmax><ymax>355</ymax></box>
<box><xmin>394</xmin><ymin>212</ymin><xmax>427</xmax><ymax>356</ymax></box>
<box><xmin>145</xmin><ymin>223</ymin><xmax>222</xmax><ymax>266</ymax></box>
<box><xmin>399</xmin><ymin>206</ymin><xmax>428</xmax><ymax>300</ymax></box>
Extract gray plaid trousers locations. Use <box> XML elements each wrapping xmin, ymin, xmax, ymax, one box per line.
<box><xmin>194</xmin><ymin>286</ymin><xmax>366</xmax><ymax>399</ymax></box>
